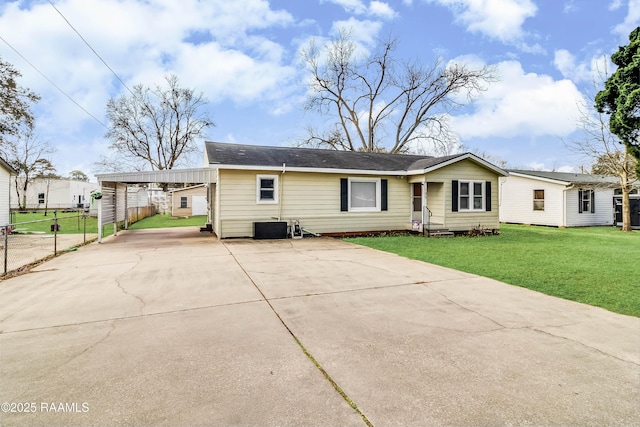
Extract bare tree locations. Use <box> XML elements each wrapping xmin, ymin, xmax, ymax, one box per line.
<box><xmin>103</xmin><ymin>74</ymin><xmax>214</xmax><ymax>172</ymax></box>
<box><xmin>300</xmin><ymin>30</ymin><xmax>496</xmax><ymax>153</ymax></box>
<box><xmin>0</xmin><ymin>129</ymin><xmax>55</xmax><ymax>210</ymax></box>
<box><xmin>566</xmin><ymin>64</ymin><xmax>638</xmax><ymax>231</ymax></box>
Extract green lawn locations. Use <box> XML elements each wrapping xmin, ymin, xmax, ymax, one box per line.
<box><xmin>11</xmin><ymin>211</ymin><xmax>100</xmax><ymax>235</ymax></box>
<box><xmin>346</xmin><ymin>224</ymin><xmax>640</xmax><ymax>317</ymax></box>
<box><xmin>127</xmin><ymin>214</ymin><xmax>207</xmax><ymax>230</ymax></box>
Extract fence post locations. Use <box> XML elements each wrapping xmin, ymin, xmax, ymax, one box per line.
<box><xmin>54</xmin><ymin>210</ymin><xmax>58</xmax><ymax>256</ymax></box>
<box><xmin>3</xmin><ymin>226</ymin><xmax>8</xmax><ymax>275</ymax></box>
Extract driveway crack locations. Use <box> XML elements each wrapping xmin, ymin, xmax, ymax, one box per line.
<box><xmin>114</xmin><ymin>251</ymin><xmax>147</xmax><ymax>314</ymax></box>
<box><xmin>222</xmin><ymin>241</ymin><xmax>374</xmax><ymax>427</ymax></box>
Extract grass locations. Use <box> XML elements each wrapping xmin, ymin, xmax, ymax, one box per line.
<box><xmin>11</xmin><ymin>211</ymin><xmax>100</xmax><ymax>235</ymax></box>
<box><xmin>346</xmin><ymin>224</ymin><xmax>640</xmax><ymax>317</ymax></box>
<box><xmin>127</xmin><ymin>214</ymin><xmax>207</xmax><ymax>230</ymax></box>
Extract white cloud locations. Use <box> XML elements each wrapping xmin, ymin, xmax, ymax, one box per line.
<box><xmin>609</xmin><ymin>0</ymin><xmax>623</xmax><ymax>11</ymax></box>
<box><xmin>554</xmin><ymin>49</ymin><xmax>591</xmax><ymax>83</ymax></box>
<box><xmin>613</xmin><ymin>0</ymin><xmax>640</xmax><ymax>38</ymax></box>
<box><xmin>323</xmin><ymin>0</ymin><xmax>397</xmax><ymax>19</ymax></box>
<box><xmin>369</xmin><ymin>1</ymin><xmax>398</xmax><ymax>18</ymax></box>
<box><xmin>425</xmin><ymin>0</ymin><xmax>537</xmax><ymax>43</ymax></box>
<box><xmin>554</xmin><ymin>50</ymin><xmax>611</xmax><ymax>85</ymax></box>
<box><xmin>450</xmin><ymin>60</ymin><xmax>586</xmax><ymax>140</ymax></box>
<box><xmin>331</xmin><ymin>17</ymin><xmax>384</xmax><ymax>46</ymax></box>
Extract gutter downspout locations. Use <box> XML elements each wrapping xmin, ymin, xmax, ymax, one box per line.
<box><xmin>278</xmin><ymin>163</ymin><xmax>285</xmax><ymax>221</ymax></box>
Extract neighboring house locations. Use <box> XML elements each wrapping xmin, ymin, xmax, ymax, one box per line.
<box><xmin>169</xmin><ymin>184</ymin><xmax>207</xmax><ymax>217</ymax></box>
<box><xmin>0</xmin><ymin>158</ymin><xmax>18</xmax><ymax>225</ymax></box>
<box><xmin>613</xmin><ymin>188</ymin><xmax>640</xmax><ymax>228</ymax></box>
<box><xmin>10</xmin><ymin>177</ymin><xmax>99</xmax><ymax>210</ymax></box>
<box><xmin>499</xmin><ymin>170</ymin><xmax>623</xmax><ymax>227</ymax></box>
<box><xmin>204</xmin><ymin>142</ymin><xmax>507</xmax><ymax>238</ymax></box>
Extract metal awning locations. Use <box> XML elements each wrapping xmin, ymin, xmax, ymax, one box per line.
<box><xmin>96</xmin><ymin>167</ymin><xmax>216</xmax><ymax>184</ymax></box>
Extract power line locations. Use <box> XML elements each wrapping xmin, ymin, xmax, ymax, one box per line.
<box><xmin>47</xmin><ymin>0</ymin><xmax>134</xmax><ymax>96</ymax></box>
<box><xmin>0</xmin><ymin>34</ymin><xmax>108</xmax><ymax>129</ymax></box>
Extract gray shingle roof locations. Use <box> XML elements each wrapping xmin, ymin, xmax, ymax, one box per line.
<box><xmin>205</xmin><ymin>141</ymin><xmax>465</xmax><ymax>172</ymax></box>
<box><xmin>508</xmin><ymin>169</ymin><xmax>620</xmax><ymax>185</ymax></box>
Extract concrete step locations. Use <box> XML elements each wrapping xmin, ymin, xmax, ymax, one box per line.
<box><xmin>428</xmin><ymin>230</ymin><xmax>455</xmax><ymax>238</ymax></box>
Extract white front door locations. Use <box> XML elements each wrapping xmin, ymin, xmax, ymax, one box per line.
<box><xmin>192</xmin><ymin>195</ymin><xmax>207</xmax><ymax>216</ymax></box>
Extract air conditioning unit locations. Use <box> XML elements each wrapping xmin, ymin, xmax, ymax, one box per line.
<box><xmin>253</xmin><ymin>221</ymin><xmax>287</xmax><ymax>239</ymax></box>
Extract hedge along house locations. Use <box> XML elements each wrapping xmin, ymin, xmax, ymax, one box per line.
<box><xmin>204</xmin><ymin>142</ymin><xmax>507</xmax><ymax>238</ymax></box>
<box><xmin>499</xmin><ymin>170</ymin><xmax>624</xmax><ymax>228</ymax></box>
<box><xmin>96</xmin><ymin>141</ymin><xmax>507</xmax><ymax>240</ymax></box>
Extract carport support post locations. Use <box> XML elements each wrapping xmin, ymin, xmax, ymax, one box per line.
<box><xmin>97</xmin><ymin>198</ymin><xmax>103</xmax><ymax>244</ymax></box>
<box><xmin>4</xmin><ymin>226</ymin><xmax>8</xmax><ymax>274</ymax></box>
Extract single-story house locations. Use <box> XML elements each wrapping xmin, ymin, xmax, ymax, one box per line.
<box><xmin>0</xmin><ymin>157</ymin><xmax>18</xmax><ymax>226</ymax></box>
<box><xmin>169</xmin><ymin>184</ymin><xmax>207</xmax><ymax>217</ymax></box>
<box><xmin>499</xmin><ymin>170</ymin><xmax>626</xmax><ymax>227</ymax></box>
<box><xmin>96</xmin><ymin>141</ymin><xmax>508</xmax><ymax>239</ymax></box>
<box><xmin>204</xmin><ymin>142</ymin><xmax>507</xmax><ymax>238</ymax></box>
<box><xmin>10</xmin><ymin>177</ymin><xmax>99</xmax><ymax>211</ymax></box>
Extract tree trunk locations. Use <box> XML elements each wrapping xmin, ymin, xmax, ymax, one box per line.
<box><xmin>618</xmin><ymin>167</ymin><xmax>633</xmax><ymax>232</ymax></box>
<box><xmin>621</xmin><ymin>187</ymin><xmax>632</xmax><ymax>232</ymax></box>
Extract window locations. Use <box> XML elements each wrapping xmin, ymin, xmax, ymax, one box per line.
<box><xmin>579</xmin><ymin>189</ymin><xmax>595</xmax><ymax>214</ymax></box>
<box><xmin>38</xmin><ymin>193</ymin><xmax>45</xmax><ymax>204</ymax></box>
<box><xmin>457</xmin><ymin>181</ymin><xmax>485</xmax><ymax>211</ymax></box>
<box><xmin>256</xmin><ymin>175</ymin><xmax>278</xmax><ymax>204</ymax></box>
<box><xmin>180</xmin><ymin>196</ymin><xmax>188</xmax><ymax>208</ymax></box>
<box><xmin>340</xmin><ymin>178</ymin><xmax>388</xmax><ymax>212</ymax></box>
<box><xmin>533</xmin><ymin>189</ymin><xmax>544</xmax><ymax>211</ymax></box>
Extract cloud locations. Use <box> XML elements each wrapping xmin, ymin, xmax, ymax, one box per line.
<box><xmin>613</xmin><ymin>0</ymin><xmax>640</xmax><ymax>38</ymax></box>
<box><xmin>449</xmin><ymin>59</ymin><xmax>586</xmax><ymax>140</ymax></box>
<box><xmin>331</xmin><ymin>17</ymin><xmax>384</xmax><ymax>45</ymax></box>
<box><xmin>424</xmin><ymin>0</ymin><xmax>537</xmax><ymax>43</ymax></box>
<box><xmin>609</xmin><ymin>0</ymin><xmax>623</xmax><ymax>11</ymax></box>
<box><xmin>322</xmin><ymin>0</ymin><xmax>397</xmax><ymax>19</ymax></box>
<box><xmin>554</xmin><ymin>50</ymin><xmax>611</xmax><ymax>85</ymax></box>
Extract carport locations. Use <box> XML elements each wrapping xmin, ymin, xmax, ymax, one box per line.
<box><xmin>95</xmin><ymin>168</ymin><xmax>217</xmax><ymax>242</ymax></box>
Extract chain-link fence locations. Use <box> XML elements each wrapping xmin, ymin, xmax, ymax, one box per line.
<box><xmin>1</xmin><ymin>206</ymin><xmax>153</xmax><ymax>276</ymax></box>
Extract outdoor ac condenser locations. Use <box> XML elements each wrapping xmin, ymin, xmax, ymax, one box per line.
<box><xmin>253</xmin><ymin>221</ymin><xmax>288</xmax><ymax>239</ymax></box>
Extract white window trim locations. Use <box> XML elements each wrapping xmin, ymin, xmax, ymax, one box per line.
<box><xmin>256</xmin><ymin>174</ymin><xmax>278</xmax><ymax>204</ymax></box>
<box><xmin>348</xmin><ymin>177</ymin><xmax>381</xmax><ymax>212</ymax></box>
<box><xmin>458</xmin><ymin>180</ymin><xmax>485</xmax><ymax>212</ymax></box>
<box><xmin>533</xmin><ymin>189</ymin><xmax>545</xmax><ymax>211</ymax></box>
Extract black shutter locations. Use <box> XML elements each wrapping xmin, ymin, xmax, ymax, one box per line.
<box><xmin>578</xmin><ymin>189</ymin><xmax>583</xmax><ymax>213</ymax></box>
<box><xmin>590</xmin><ymin>190</ymin><xmax>595</xmax><ymax>213</ymax></box>
<box><xmin>452</xmin><ymin>180</ymin><xmax>459</xmax><ymax>212</ymax></box>
<box><xmin>340</xmin><ymin>178</ymin><xmax>348</xmax><ymax>211</ymax></box>
<box><xmin>485</xmin><ymin>181</ymin><xmax>492</xmax><ymax>212</ymax></box>
<box><xmin>381</xmin><ymin>179</ymin><xmax>388</xmax><ymax>211</ymax></box>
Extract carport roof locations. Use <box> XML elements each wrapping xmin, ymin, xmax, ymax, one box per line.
<box><xmin>96</xmin><ymin>168</ymin><xmax>216</xmax><ymax>184</ymax></box>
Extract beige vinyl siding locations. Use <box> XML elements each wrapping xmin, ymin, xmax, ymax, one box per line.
<box><xmin>217</xmin><ymin>169</ymin><xmax>411</xmax><ymax>238</ymax></box>
<box><xmin>423</xmin><ymin>159</ymin><xmax>500</xmax><ymax>231</ymax></box>
<box><xmin>499</xmin><ymin>175</ymin><xmax>566</xmax><ymax>226</ymax></box>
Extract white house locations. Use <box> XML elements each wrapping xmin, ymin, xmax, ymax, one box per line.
<box><xmin>10</xmin><ymin>177</ymin><xmax>99</xmax><ymax>211</ymax></box>
<box><xmin>0</xmin><ymin>158</ymin><xmax>18</xmax><ymax>225</ymax></box>
<box><xmin>169</xmin><ymin>184</ymin><xmax>207</xmax><ymax>217</ymax></box>
<box><xmin>499</xmin><ymin>170</ymin><xmax>621</xmax><ymax>227</ymax></box>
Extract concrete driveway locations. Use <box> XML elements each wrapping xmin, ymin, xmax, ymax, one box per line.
<box><xmin>0</xmin><ymin>228</ymin><xmax>638</xmax><ymax>427</ymax></box>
